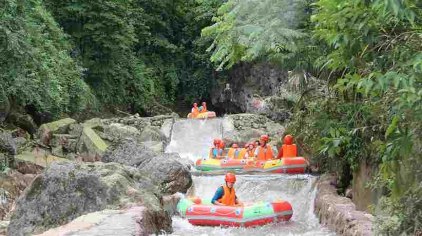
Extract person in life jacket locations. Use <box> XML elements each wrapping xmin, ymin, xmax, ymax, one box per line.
<box><xmin>227</xmin><ymin>143</ymin><xmax>241</xmax><ymax>159</ymax></box>
<box><xmin>237</xmin><ymin>143</ymin><xmax>247</xmax><ymax>159</ymax></box>
<box><xmin>201</xmin><ymin>102</ymin><xmax>208</xmax><ymax>113</ymax></box>
<box><xmin>209</xmin><ymin>138</ymin><xmax>223</xmax><ymax>159</ymax></box>
<box><xmin>254</xmin><ymin>140</ymin><xmax>260</xmax><ymax>148</ymax></box>
<box><xmin>244</xmin><ymin>143</ymin><xmax>256</xmax><ymax>159</ymax></box>
<box><xmin>212</xmin><ymin>173</ymin><xmax>242</xmax><ymax>206</ymax></box>
<box><xmin>277</xmin><ymin>134</ymin><xmax>298</xmax><ymax>159</ymax></box>
<box><xmin>254</xmin><ymin>134</ymin><xmax>274</xmax><ymax>161</ymax></box>
<box><xmin>219</xmin><ymin>140</ymin><xmax>226</xmax><ymax>158</ymax></box>
<box><xmin>191</xmin><ymin>103</ymin><xmax>199</xmax><ymax>118</ymax></box>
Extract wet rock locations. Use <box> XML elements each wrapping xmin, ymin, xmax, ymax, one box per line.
<box><xmin>103</xmin><ymin>139</ymin><xmax>191</xmax><ymax>194</ymax></box>
<box><xmin>315</xmin><ymin>174</ymin><xmax>373</xmax><ymax>236</ymax></box>
<box><xmin>38</xmin><ymin>118</ymin><xmax>76</xmax><ymax>145</ymax></box>
<box><xmin>7</xmin><ymin>162</ymin><xmax>169</xmax><ymax>236</ymax></box>
<box><xmin>36</xmin><ymin>206</ymin><xmax>172</xmax><ymax>236</ymax></box>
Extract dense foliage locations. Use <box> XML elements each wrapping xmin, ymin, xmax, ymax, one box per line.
<box><xmin>1</xmin><ymin>0</ymin><xmax>223</xmax><ymax>118</ymax></box>
<box><xmin>0</xmin><ymin>0</ymin><xmax>94</xmax><ymax>117</ymax></box>
<box><xmin>204</xmin><ymin>0</ymin><xmax>421</xmax><ymax>234</ymax></box>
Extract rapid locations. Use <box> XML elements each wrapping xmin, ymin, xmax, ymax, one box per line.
<box><xmin>165</xmin><ymin>118</ymin><xmax>335</xmax><ymax>236</ymax></box>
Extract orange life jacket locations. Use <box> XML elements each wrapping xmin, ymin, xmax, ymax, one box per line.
<box><xmin>255</xmin><ymin>144</ymin><xmax>274</xmax><ymax>161</ymax></box>
<box><xmin>280</xmin><ymin>144</ymin><xmax>297</xmax><ymax>158</ymax></box>
<box><xmin>227</xmin><ymin>148</ymin><xmax>235</xmax><ymax>159</ymax></box>
<box><xmin>192</xmin><ymin>107</ymin><xmax>199</xmax><ymax>118</ymax></box>
<box><xmin>218</xmin><ymin>185</ymin><xmax>236</xmax><ymax>206</ymax></box>
<box><xmin>237</xmin><ymin>148</ymin><xmax>247</xmax><ymax>159</ymax></box>
<box><xmin>246</xmin><ymin>149</ymin><xmax>255</xmax><ymax>158</ymax></box>
<box><xmin>202</xmin><ymin>105</ymin><xmax>207</xmax><ymax>113</ymax></box>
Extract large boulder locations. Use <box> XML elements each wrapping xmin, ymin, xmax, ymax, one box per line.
<box><xmin>76</xmin><ymin>127</ymin><xmax>108</xmax><ymax>161</ymax></box>
<box><xmin>37</xmin><ymin>118</ymin><xmax>76</xmax><ymax>145</ymax></box>
<box><xmin>7</xmin><ymin>162</ymin><xmax>171</xmax><ymax>236</ymax></box>
<box><xmin>103</xmin><ymin>139</ymin><xmax>191</xmax><ymax>194</ymax></box>
<box><xmin>0</xmin><ymin>170</ymin><xmax>35</xmax><ymax>220</ymax></box>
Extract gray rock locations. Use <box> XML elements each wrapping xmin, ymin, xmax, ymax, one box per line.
<box><xmin>103</xmin><ymin>139</ymin><xmax>191</xmax><ymax>194</ymax></box>
<box><xmin>222</xmin><ymin>114</ymin><xmax>285</xmax><ymax>145</ymax></box>
<box><xmin>7</xmin><ymin>162</ymin><xmax>169</xmax><ymax>236</ymax></box>
<box><xmin>76</xmin><ymin>127</ymin><xmax>108</xmax><ymax>161</ymax></box>
<box><xmin>37</xmin><ymin>206</ymin><xmax>172</xmax><ymax>236</ymax></box>
<box><xmin>0</xmin><ymin>132</ymin><xmax>16</xmax><ymax>155</ymax></box>
<box><xmin>101</xmin><ymin>123</ymin><xmax>140</xmax><ymax>143</ymax></box>
<box><xmin>139</xmin><ymin>126</ymin><xmax>166</xmax><ymax>143</ymax></box>
<box><xmin>37</xmin><ymin>118</ymin><xmax>76</xmax><ymax>145</ymax></box>
<box><xmin>315</xmin><ymin>174</ymin><xmax>373</xmax><ymax>236</ymax></box>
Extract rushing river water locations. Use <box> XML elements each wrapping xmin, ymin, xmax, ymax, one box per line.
<box><xmin>165</xmin><ymin>118</ymin><xmax>335</xmax><ymax>236</ymax></box>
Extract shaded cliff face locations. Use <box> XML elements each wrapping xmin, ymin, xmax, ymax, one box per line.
<box><xmin>210</xmin><ymin>62</ymin><xmax>291</xmax><ymax>121</ymax></box>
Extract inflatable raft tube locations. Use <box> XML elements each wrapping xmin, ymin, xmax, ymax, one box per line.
<box><xmin>177</xmin><ymin>197</ymin><xmax>293</xmax><ymax>227</ymax></box>
<box><xmin>187</xmin><ymin>111</ymin><xmax>216</xmax><ymax>119</ymax></box>
<box><xmin>195</xmin><ymin>157</ymin><xmax>307</xmax><ymax>174</ymax></box>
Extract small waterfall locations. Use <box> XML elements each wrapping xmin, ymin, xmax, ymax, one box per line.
<box><xmin>165</xmin><ymin>118</ymin><xmax>227</xmax><ymax>162</ymax></box>
<box><xmin>164</xmin><ymin>117</ymin><xmax>333</xmax><ymax>235</ymax></box>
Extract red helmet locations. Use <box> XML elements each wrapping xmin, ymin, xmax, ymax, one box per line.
<box><xmin>213</xmin><ymin>139</ymin><xmax>221</xmax><ymax>145</ymax></box>
<box><xmin>284</xmin><ymin>134</ymin><xmax>293</xmax><ymax>145</ymax></box>
<box><xmin>193</xmin><ymin>103</ymin><xmax>198</xmax><ymax>107</ymax></box>
<box><xmin>260</xmin><ymin>134</ymin><xmax>269</xmax><ymax>142</ymax></box>
<box><xmin>219</xmin><ymin>141</ymin><xmax>225</xmax><ymax>149</ymax></box>
<box><xmin>225</xmin><ymin>173</ymin><xmax>236</xmax><ymax>183</ymax></box>
<box><xmin>232</xmin><ymin>143</ymin><xmax>239</xmax><ymax>148</ymax></box>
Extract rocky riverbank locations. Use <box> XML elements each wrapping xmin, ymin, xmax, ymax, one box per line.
<box><xmin>315</xmin><ymin>174</ymin><xmax>373</xmax><ymax>236</ymax></box>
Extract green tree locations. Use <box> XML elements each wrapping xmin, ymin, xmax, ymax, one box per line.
<box><xmin>0</xmin><ymin>0</ymin><xmax>93</xmax><ymax>117</ymax></box>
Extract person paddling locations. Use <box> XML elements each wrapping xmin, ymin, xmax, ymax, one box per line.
<box><xmin>212</xmin><ymin>173</ymin><xmax>242</xmax><ymax>206</ymax></box>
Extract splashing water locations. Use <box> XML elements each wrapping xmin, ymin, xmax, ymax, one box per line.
<box><xmin>167</xmin><ymin>174</ymin><xmax>334</xmax><ymax>236</ymax></box>
<box><xmin>165</xmin><ymin>118</ymin><xmax>228</xmax><ymax>163</ymax></box>
<box><xmin>164</xmin><ymin>118</ymin><xmax>334</xmax><ymax>235</ymax></box>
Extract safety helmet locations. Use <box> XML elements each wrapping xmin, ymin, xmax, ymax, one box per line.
<box><xmin>219</xmin><ymin>141</ymin><xmax>225</xmax><ymax>149</ymax></box>
<box><xmin>213</xmin><ymin>139</ymin><xmax>221</xmax><ymax>145</ymax></box>
<box><xmin>284</xmin><ymin>134</ymin><xmax>293</xmax><ymax>145</ymax></box>
<box><xmin>225</xmin><ymin>173</ymin><xmax>236</xmax><ymax>183</ymax></box>
<box><xmin>260</xmin><ymin>134</ymin><xmax>269</xmax><ymax>142</ymax></box>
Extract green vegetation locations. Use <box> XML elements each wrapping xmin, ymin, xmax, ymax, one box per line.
<box><xmin>1</xmin><ymin>0</ymin><xmax>224</xmax><ymax>118</ymax></box>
